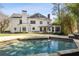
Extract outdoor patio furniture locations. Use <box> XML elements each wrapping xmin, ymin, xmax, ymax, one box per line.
<box><xmin>68</xmin><ymin>34</ymin><xmax>74</xmax><ymax>39</ymax></box>
<box><xmin>74</xmin><ymin>33</ymin><xmax>79</xmax><ymax>39</ymax></box>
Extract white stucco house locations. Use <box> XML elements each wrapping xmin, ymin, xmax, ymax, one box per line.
<box><xmin>7</xmin><ymin>10</ymin><xmax>61</xmax><ymax>33</ymax></box>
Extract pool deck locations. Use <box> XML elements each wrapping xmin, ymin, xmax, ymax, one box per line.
<box><xmin>49</xmin><ymin>48</ymin><xmax>79</xmax><ymax>56</ymax></box>
<box><xmin>0</xmin><ymin>34</ymin><xmax>69</xmax><ymax>42</ymax></box>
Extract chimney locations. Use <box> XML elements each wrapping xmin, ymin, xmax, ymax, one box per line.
<box><xmin>48</xmin><ymin>14</ymin><xmax>50</xmax><ymax>19</ymax></box>
<box><xmin>22</xmin><ymin>10</ymin><xmax>27</xmax><ymax>15</ymax></box>
<box><xmin>22</xmin><ymin>10</ymin><xmax>27</xmax><ymax>20</ymax></box>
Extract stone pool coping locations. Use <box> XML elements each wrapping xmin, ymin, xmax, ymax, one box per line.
<box><xmin>31</xmin><ymin>48</ymin><xmax>79</xmax><ymax>56</ymax></box>
<box><xmin>0</xmin><ymin>34</ymin><xmax>68</xmax><ymax>42</ymax></box>
<box><xmin>57</xmin><ymin>48</ymin><xmax>79</xmax><ymax>56</ymax></box>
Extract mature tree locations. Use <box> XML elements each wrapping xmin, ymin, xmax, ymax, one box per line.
<box><xmin>52</xmin><ymin>3</ymin><xmax>77</xmax><ymax>35</ymax></box>
<box><xmin>0</xmin><ymin>4</ymin><xmax>10</xmax><ymax>33</ymax></box>
<box><xmin>61</xmin><ymin>11</ymin><xmax>77</xmax><ymax>34</ymax></box>
<box><xmin>52</xmin><ymin>3</ymin><xmax>61</xmax><ymax>22</ymax></box>
<box><xmin>0</xmin><ymin>12</ymin><xmax>9</xmax><ymax>33</ymax></box>
<box><xmin>66</xmin><ymin>4</ymin><xmax>79</xmax><ymax>17</ymax></box>
<box><xmin>0</xmin><ymin>19</ymin><xmax>9</xmax><ymax>33</ymax></box>
<box><xmin>52</xmin><ymin>3</ymin><xmax>67</xmax><ymax>22</ymax></box>
<box><xmin>66</xmin><ymin>3</ymin><xmax>79</xmax><ymax>33</ymax></box>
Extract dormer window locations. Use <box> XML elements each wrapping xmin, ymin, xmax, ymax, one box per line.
<box><xmin>19</xmin><ymin>20</ymin><xmax>22</xmax><ymax>24</ymax></box>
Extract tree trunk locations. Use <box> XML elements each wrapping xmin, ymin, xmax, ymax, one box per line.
<box><xmin>77</xmin><ymin>19</ymin><xmax>79</xmax><ymax>33</ymax></box>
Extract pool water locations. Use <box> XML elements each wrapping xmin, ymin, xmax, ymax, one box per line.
<box><xmin>0</xmin><ymin>39</ymin><xmax>77</xmax><ymax>56</ymax></box>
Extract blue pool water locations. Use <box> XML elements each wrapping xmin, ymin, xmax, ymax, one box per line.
<box><xmin>0</xmin><ymin>39</ymin><xmax>77</xmax><ymax>56</ymax></box>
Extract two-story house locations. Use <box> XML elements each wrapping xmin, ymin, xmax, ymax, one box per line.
<box><xmin>9</xmin><ymin>10</ymin><xmax>52</xmax><ymax>33</ymax></box>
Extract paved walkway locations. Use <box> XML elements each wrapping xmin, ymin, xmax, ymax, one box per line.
<box><xmin>0</xmin><ymin>34</ymin><xmax>68</xmax><ymax>42</ymax></box>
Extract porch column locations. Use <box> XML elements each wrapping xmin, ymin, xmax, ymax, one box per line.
<box><xmin>45</xmin><ymin>27</ymin><xmax>47</xmax><ymax>32</ymax></box>
<box><xmin>54</xmin><ymin>26</ymin><xmax>56</xmax><ymax>33</ymax></box>
<box><xmin>42</xmin><ymin>27</ymin><xmax>44</xmax><ymax>32</ymax></box>
<box><xmin>20</xmin><ymin>27</ymin><xmax>21</xmax><ymax>32</ymax></box>
<box><xmin>21</xmin><ymin>27</ymin><xmax>23</xmax><ymax>32</ymax></box>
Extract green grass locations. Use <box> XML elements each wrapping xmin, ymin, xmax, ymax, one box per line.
<box><xmin>0</xmin><ymin>34</ymin><xmax>16</xmax><ymax>36</ymax></box>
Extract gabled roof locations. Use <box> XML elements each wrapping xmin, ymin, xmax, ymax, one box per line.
<box><xmin>28</xmin><ymin>13</ymin><xmax>48</xmax><ymax>19</ymax></box>
<box><xmin>11</xmin><ymin>13</ymin><xmax>50</xmax><ymax>20</ymax></box>
<box><xmin>11</xmin><ymin>13</ymin><xmax>22</xmax><ymax>18</ymax></box>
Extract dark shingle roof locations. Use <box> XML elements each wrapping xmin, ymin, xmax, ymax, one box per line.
<box><xmin>11</xmin><ymin>13</ymin><xmax>22</xmax><ymax>18</ymax></box>
<box><xmin>11</xmin><ymin>13</ymin><xmax>50</xmax><ymax>20</ymax></box>
<box><xmin>28</xmin><ymin>13</ymin><xmax>48</xmax><ymax>19</ymax></box>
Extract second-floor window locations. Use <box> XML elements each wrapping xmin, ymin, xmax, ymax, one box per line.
<box><xmin>47</xmin><ymin>22</ymin><xmax>49</xmax><ymax>24</ymax></box>
<box><xmin>40</xmin><ymin>21</ymin><xmax>43</xmax><ymax>24</ymax></box>
<box><xmin>19</xmin><ymin>20</ymin><xmax>22</xmax><ymax>24</ymax></box>
<box><xmin>30</xmin><ymin>21</ymin><xmax>36</xmax><ymax>24</ymax></box>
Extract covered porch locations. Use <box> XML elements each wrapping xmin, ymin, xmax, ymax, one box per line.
<box><xmin>18</xmin><ymin>24</ymin><xmax>31</xmax><ymax>32</ymax></box>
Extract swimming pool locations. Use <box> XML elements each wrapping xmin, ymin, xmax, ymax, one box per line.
<box><xmin>0</xmin><ymin>38</ymin><xmax>77</xmax><ymax>56</ymax></box>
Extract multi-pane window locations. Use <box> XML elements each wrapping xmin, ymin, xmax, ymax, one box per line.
<box><xmin>52</xmin><ymin>27</ymin><xmax>54</xmax><ymax>32</ymax></box>
<box><xmin>14</xmin><ymin>28</ymin><xmax>16</xmax><ymax>31</ymax></box>
<box><xmin>40</xmin><ymin>27</ymin><xmax>42</xmax><ymax>31</ymax></box>
<box><xmin>44</xmin><ymin>27</ymin><xmax>46</xmax><ymax>32</ymax></box>
<box><xmin>22</xmin><ymin>27</ymin><xmax>26</xmax><ymax>31</ymax></box>
<box><xmin>47</xmin><ymin>22</ymin><xmax>49</xmax><ymax>24</ymax></box>
<box><xmin>40</xmin><ymin>21</ymin><xmax>43</xmax><ymax>24</ymax></box>
<box><xmin>30</xmin><ymin>21</ymin><xmax>36</xmax><ymax>24</ymax></box>
<box><xmin>48</xmin><ymin>27</ymin><xmax>51</xmax><ymax>31</ymax></box>
<box><xmin>19</xmin><ymin>20</ymin><xmax>22</xmax><ymax>24</ymax></box>
<box><xmin>55</xmin><ymin>27</ymin><xmax>60</xmax><ymax>32</ymax></box>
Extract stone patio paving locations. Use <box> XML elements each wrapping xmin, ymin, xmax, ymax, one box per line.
<box><xmin>0</xmin><ymin>34</ymin><xmax>68</xmax><ymax>42</ymax></box>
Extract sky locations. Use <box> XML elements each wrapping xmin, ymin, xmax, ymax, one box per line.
<box><xmin>0</xmin><ymin>3</ymin><xmax>54</xmax><ymax>20</ymax></box>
